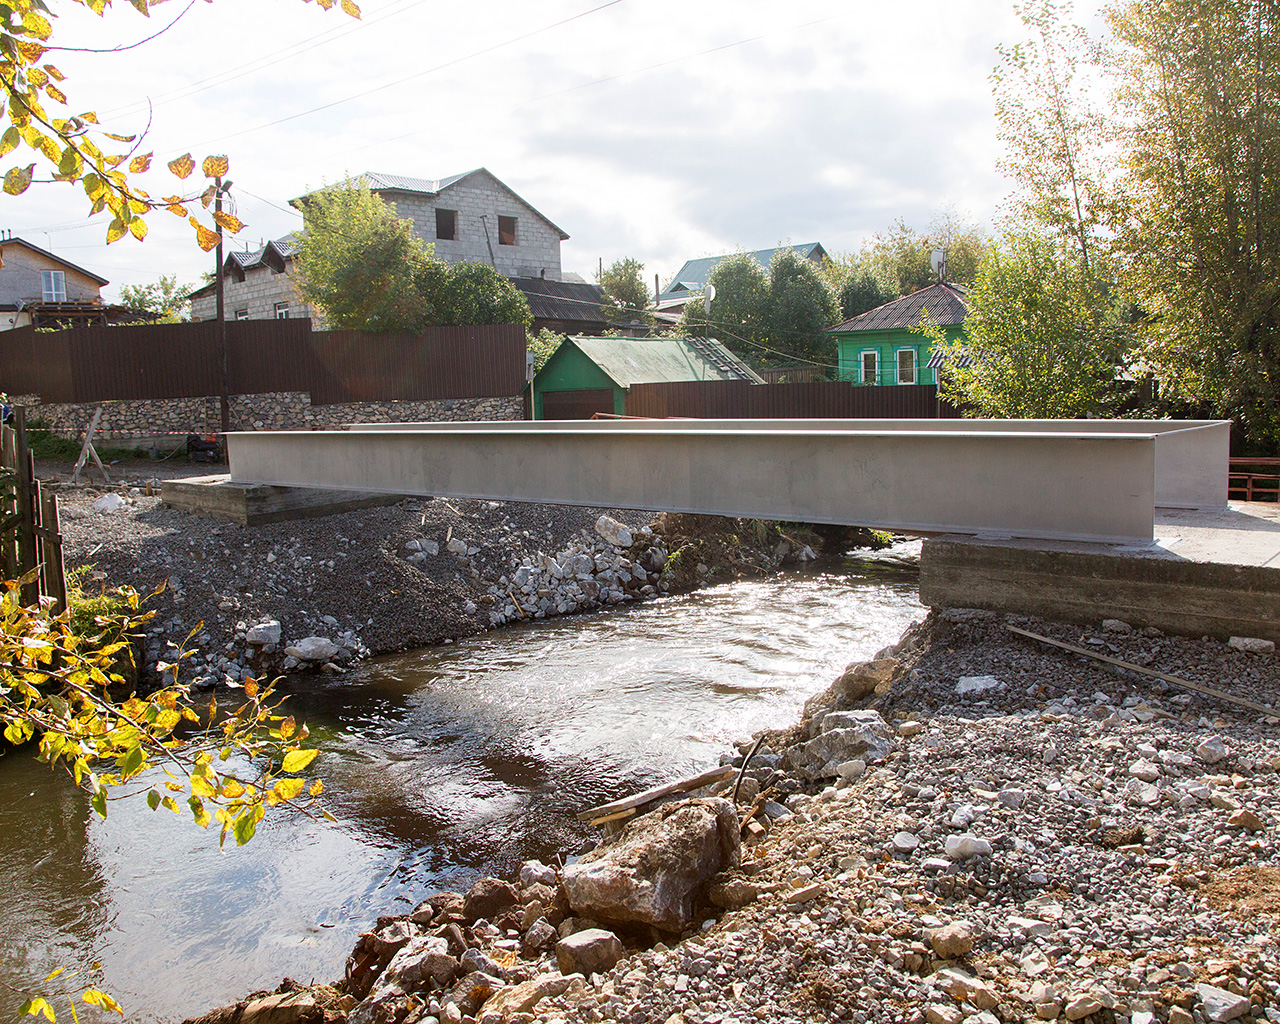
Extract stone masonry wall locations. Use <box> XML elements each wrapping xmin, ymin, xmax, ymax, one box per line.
<box><xmin>189</xmin><ymin>265</ymin><xmax>319</xmax><ymax>324</ymax></box>
<box><xmin>14</xmin><ymin>391</ymin><xmax>524</xmax><ymax>440</ymax></box>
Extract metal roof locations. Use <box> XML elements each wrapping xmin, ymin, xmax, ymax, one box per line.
<box><xmin>512</xmin><ymin>278</ymin><xmax>607</xmax><ymax>323</ymax></box>
<box><xmin>565</xmin><ymin>336</ymin><xmax>765</xmax><ymax>387</ymax></box>
<box><xmin>0</xmin><ymin>237</ymin><xmax>109</xmax><ymax>285</ymax></box>
<box><xmin>189</xmin><ymin>236</ymin><xmax>300</xmax><ymax>299</ymax></box>
<box><xmin>828</xmin><ymin>281</ymin><xmax>969</xmax><ymax>333</ymax></box>
<box><xmin>658</xmin><ymin>243</ymin><xmax>827</xmax><ymax>300</ymax></box>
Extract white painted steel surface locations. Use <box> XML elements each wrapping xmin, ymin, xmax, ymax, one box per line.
<box><xmin>347</xmin><ymin>419</ymin><xmax>1229</xmax><ymax>511</ymax></box>
<box><xmin>227</xmin><ymin>425</ymin><xmax>1159</xmax><ymax>543</ymax></box>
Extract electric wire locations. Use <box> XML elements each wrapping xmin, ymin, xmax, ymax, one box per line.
<box><xmin>42</xmin><ymin>0</ymin><xmax>199</xmax><ymax>53</ymax></box>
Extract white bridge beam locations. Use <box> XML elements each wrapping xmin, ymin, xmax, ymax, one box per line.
<box><xmin>220</xmin><ymin>420</ymin><xmax>1229</xmax><ymax>544</ymax></box>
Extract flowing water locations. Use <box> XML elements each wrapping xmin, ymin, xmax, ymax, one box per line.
<box><xmin>0</xmin><ymin>549</ymin><xmax>922</xmax><ymax>1023</ymax></box>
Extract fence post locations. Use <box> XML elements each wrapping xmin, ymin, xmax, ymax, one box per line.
<box><xmin>38</xmin><ymin>488</ymin><xmax>67</xmax><ymax>615</ymax></box>
<box><xmin>0</xmin><ymin>423</ymin><xmax>16</xmax><ymax>580</ymax></box>
<box><xmin>13</xmin><ymin>408</ymin><xmax>39</xmax><ymax>606</ymax></box>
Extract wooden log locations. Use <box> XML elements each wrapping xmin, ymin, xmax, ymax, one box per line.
<box><xmin>576</xmin><ymin>764</ymin><xmax>736</xmax><ymax>822</ymax></box>
<box><xmin>71</xmin><ymin>406</ymin><xmax>109</xmax><ymax>485</ymax></box>
<box><xmin>1006</xmin><ymin>624</ymin><xmax>1277</xmax><ymax>716</ymax></box>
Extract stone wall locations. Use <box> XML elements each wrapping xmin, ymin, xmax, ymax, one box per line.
<box><xmin>15</xmin><ymin>391</ymin><xmax>524</xmax><ymax>440</ymax></box>
<box><xmin>189</xmin><ymin>265</ymin><xmax>318</xmax><ymax>324</ymax></box>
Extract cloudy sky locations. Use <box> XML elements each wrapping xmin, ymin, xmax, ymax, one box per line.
<box><xmin>7</xmin><ymin>0</ymin><xmax>1053</xmax><ymax>300</ymax></box>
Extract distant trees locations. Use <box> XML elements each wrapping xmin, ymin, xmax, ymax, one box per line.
<box><xmin>677</xmin><ymin>250</ymin><xmax>840</xmax><ymax>368</ymax></box>
<box><xmin>598</xmin><ymin>258</ymin><xmax>653</xmax><ymax>326</ymax></box>
<box><xmin>293</xmin><ymin>181</ymin><xmax>530</xmax><ymax>332</ymax></box>
<box><xmin>119</xmin><ymin>275</ymin><xmax>193</xmax><ymax>322</ymax></box>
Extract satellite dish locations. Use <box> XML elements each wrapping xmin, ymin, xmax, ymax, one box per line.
<box><xmin>704</xmin><ymin>284</ymin><xmax>716</xmax><ymax>315</ymax></box>
<box><xmin>930</xmin><ymin>248</ymin><xmax>946</xmax><ymax>281</ymax></box>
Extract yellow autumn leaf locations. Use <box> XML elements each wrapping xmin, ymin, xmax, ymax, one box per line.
<box><xmin>244</xmin><ymin>678</ymin><xmax>258</xmax><ymax>698</ymax></box>
<box><xmin>192</xmin><ymin>220</ymin><xmax>220</xmax><ymax>252</ymax></box>
<box><xmin>220</xmin><ymin>778</ymin><xmax>245</xmax><ymax>799</ymax></box>
<box><xmin>168</xmin><ymin>152</ymin><xmax>195</xmax><ymax>179</ymax></box>
<box><xmin>189</xmin><ymin>773</ymin><xmax>215</xmax><ymax>799</ymax></box>
<box><xmin>43</xmin><ymin>64</ymin><xmax>65</xmax><ymax>82</ymax></box>
<box><xmin>280</xmin><ymin>716</ymin><xmax>296</xmax><ymax>740</ymax></box>
<box><xmin>166</xmin><ymin>203</ymin><xmax>186</xmax><ymax>217</ymax></box>
<box><xmin>16</xmin><ymin>41</ymin><xmax>46</xmax><ymax>62</ymax></box>
<box><xmin>212</xmin><ymin>210</ymin><xmax>244</xmax><ymax>234</ymax></box>
<box><xmin>341</xmin><ymin>0</ymin><xmax>361</xmax><ymax>16</ymax></box>
<box><xmin>309</xmin><ymin>779</ymin><xmax>324</xmax><ymax>796</ymax></box>
<box><xmin>103</xmin><ymin>131</ymin><xmax>137</xmax><ymax>142</ymax></box>
<box><xmin>21</xmin><ymin>10</ymin><xmax>53</xmax><ymax>39</ymax></box>
<box><xmin>5</xmin><ymin>164</ymin><xmax>35</xmax><ymax>195</ymax></box>
<box><xmin>129</xmin><ymin>153</ymin><xmax>152</xmax><ymax>173</ymax></box>
<box><xmin>82</xmin><ymin>989</ymin><xmax>123</xmax><ymax>1015</ymax></box>
<box><xmin>46</xmin><ymin>84</ymin><xmax>66</xmax><ymax>105</ymax></box>
<box><xmin>281</xmin><ymin>748</ymin><xmax>319</xmax><ymax>773</ymax></box>
<box><xmin>202</xmin><ymin>154</ymin><xmax>229</xmax><ymax>178</ymax></box>
<box><xmin>274</xmin><ymin>777</ymin><xmax>304</xmax><ymax>800</ymax></box>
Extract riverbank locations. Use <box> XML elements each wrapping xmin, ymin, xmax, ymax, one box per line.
<box><xmin>48</xmin><ymin>464</ymin><xmax>838</xmax><ymax>687</ymax></box>
<box><xmin>184</xmin><ymin>608</ymin><xmax>1280</xmax><ymax>1024</ymax></box>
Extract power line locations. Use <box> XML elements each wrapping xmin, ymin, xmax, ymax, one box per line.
<box><xmin>184</xmin><ymin>0</ymin><xmax>625</xmax><ymax>149</ymax></box>
<box><xmin>43</xmin><ymin>0</ymin><xmax>198</xmax><ymax>53</ymax></box>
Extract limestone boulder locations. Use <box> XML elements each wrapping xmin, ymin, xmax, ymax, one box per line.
<box><xmin>477</xmin><ymin>974</ymin><xmax>573</xmax><ymax>1024</ymax></box>
<box><xmin>595</xmin><ymin>515</ymin><xmax>633</xmax><ymax>548</ymax></box>
<box><xmin>786</xmin><ymin>710</ymin><xmax>896</xmax><ymax>780</ymax></box>
<box><xmin>555</xmin><ymin>928</ymin><xmax>625</xmax><ymax>976</ymax></box>
<box><xmin>561</xmin><ymin>798</ymin><xmax>741</xmax><ymax>932</ymax></box>
<box><xmin>833</xmin><ymin>658</ymin><xmax>898</xmax><ymax>700</ymax></box>
<box><xmin>284</xmin><ymin>636</ymin><xmax>339</xmax><ymax>662</ymax></box>
<box><xmin>463</xmin><ymin>876</ymin><xmax>519</xmax><ymax>922</ymax></box>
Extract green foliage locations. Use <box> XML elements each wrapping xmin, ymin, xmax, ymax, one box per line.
<box><xmin>118</xmin><ymin>275</ymin><xmax>193</xmax><ymax>322</ymax></box>
<box><xmin>835</xmin><ymin>267</ymin><xmax>890</xmax><ymax>321</ymax></box>
<box><xmin>865</xmin><ymin>215</ymin><xmax>986</xmax><ymax>296</ymax></box>
<box><xmin>528</xmin><ymin>329</ymin><xmax>564</xmax><ymax>372</ymax></box>
<box><xmin>925</xmin><ymin>229</ymin><xmax>1119</xmax><ymax>417</ymax></box>
<box><xmin>766</xmin><ymin>248</ymin><xmax>841</xmax><ymax>366</ymax></box>
<box><xmin>295</xmin><ymin>181</ymin><xmax>530</xmax><ymax>332</ymax></box>
<box><xmin>24</xmin><ymin>427</ymin><xmax>137</xmax><ymax>464</ymax></box>
<box><xmin>677</xmin><ymin>251</ymin><xmax>840</xmax><ymax>368</ymax></box>
<box><xmin>598</xmin><ymin>257</ymin><xmax>653</xmax><ymax>325</ymax></box>
<box><xmin>1108</xmin><ymin>0</ymin><xmax>1280</xmax><ymax>450</ymax></box>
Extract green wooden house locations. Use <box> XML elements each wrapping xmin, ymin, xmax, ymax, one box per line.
<box><xmin>531</xmin><ymin>335</ymin><xmax>763</xmax><ymax>419</ymax></box>
<box><xmin>827</xmin><ymin>281</ymin><xmax>969</xmax><ymax>386</ymax></box>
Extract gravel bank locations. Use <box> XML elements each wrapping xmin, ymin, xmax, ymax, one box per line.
<box><xmin>187</xmin><ymin>609</ymin><xmax>1280</xmax><ymax>1024</ymax></box>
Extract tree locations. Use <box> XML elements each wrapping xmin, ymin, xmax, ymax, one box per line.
<box><xmin>765</xmin><ymin>248</ymin><xmax>840</xmax><ymax>366</ymax></box>
<box><xmin>993</xmin><ymin>0</ymin><xmax>1112</xmax><ymax>277</ymax></box>
<box><xmin>118</xmin><ymin>274</ymin><xmax>193</xmax><ymax>322</ymax></box>
<box><xmin>293</xmin><ymin>182</ymin><xmax>530</xmax><ymax>331</ymax></box>
<box><xmin>676</xmin><ymin>252</ymin><xmax>768</xmax><ymax>358</ymax></box>
<box><xmin>1</xmin><ymin>1</ymin><xmax>358</xmax><ymax>249</ymax></box>
<box><xmin>527</xmin><ymin>328</ymin><xmax>564</xmax><ymax>372</ymax></box>
<box><xmin>598</xmin><ymin>257</ymin><xmax>653</xmax><ymax>325</ymax></box>
<box><xmin>926</xmin><ymin>229</ymin><xmax>1119</xmax><ymax>417</ymax></box>
<box><xmin>864</xmin><ymin>215</ymin><xmax>987</xmax><ymax>296</ymax></box>
<box><xmin>1108</xmin><ymin>0</ymin><xmax>1280</xmax><ymax>450</ymax></box>
<box><xmin>835</xmin><ymin>267</ymin><xmax>890</xmax><ymax>322</ymax></box>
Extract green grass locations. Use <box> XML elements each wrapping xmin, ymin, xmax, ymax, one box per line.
<box><xmin>26</xmin><ymin>427</ymin><xmax>144</xmax><ymax>464</ymax></box>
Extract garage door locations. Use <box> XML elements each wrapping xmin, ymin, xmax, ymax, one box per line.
<box><xmin>541</xmin><ymin>388</ymin><xmax>615</xmax><ymax>420</ymax></box>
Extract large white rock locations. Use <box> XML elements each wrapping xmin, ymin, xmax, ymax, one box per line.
<box><xmin>1228</xmin><ymin>635</ymin><xmax>1275</xmax><ymax>654</ymax></box>
<box><xmin>245</xmin><ymin>620</ymin><xmax>282</xmax><ymax>645</ymax></box>
<box><xmin>1196</xmin><ymin>983</ymin><xmax>1251</xmax><ymax>1022</ymax></box>
<box><xmin>944</xmin><ymin>833</ymin><xmax>993</xmax><ymax>860</ymax></box>
<box><xmin>284</xmin><ymin>636</ymin><xmax>340</xmax><ymax>662</ymax></box>
<box><xmin>92</xmin><ymin>493</ymin><xmax>126</xmax><ymax>513</ymax></box>
<box><xmin>594</xmin><ymin>515</ymin><xmax>633</xmax><ymax>548</ymax></box>
<box><xmin>787</xmin><ymin>710</ymin><xmax>896</xmax><ymax>780</ymax></box>
<box><xmin>956</xmin><ymin>675</ymin><xmax>1003</xmax><ymax>695</ymax></box>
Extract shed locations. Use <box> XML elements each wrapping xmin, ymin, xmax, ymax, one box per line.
<box><xmin>532</xmin><ymin>336</ymin><xmax>764</xmax><ymax>419</ymax></box>
<box><xmin>827</xmin><ymin>281</ymin><xmax>969</xmax><ymax>386</ymax></box>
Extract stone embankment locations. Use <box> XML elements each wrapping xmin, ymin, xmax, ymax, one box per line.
<box><xmin>50</xmin><ymin>473</ymin><xmax>823</xmax><ymax>687</ymax></box>
<box><xmin>184</xmin><ymin>609</ymin><xmax>1280</xmax><ymax>1024</ymax></box>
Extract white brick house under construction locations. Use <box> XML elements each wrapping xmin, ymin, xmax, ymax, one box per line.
<box><xmin>190</xmin><ymin>168</ymin><xmax>570</xmax><ymax>324</ymax></box>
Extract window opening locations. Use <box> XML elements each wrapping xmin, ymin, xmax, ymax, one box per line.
<box><xmin>436</xmin><ymin>209</ymin><xmax>457</xmax><ymax>241</ymax></box>
<box><xmin>861</xmin><ymin>350</ymin><xmax>878</xmax><ymax>384</ymax></box>
<box><xmin>41</xmin><ymin>270</ymin><xmax>66</xmax><ymax>302</ymax></box>
<box><xmin>234</xmin><ymin>309</ymin><xmax>250</xmax><ymax>320</ymax></box>
<box><xmin>897</xmin><ymin>348</ymin><xmax>916</xmax><ymax>385</ymax></box>
<box><xmin>274</xmin><ymin>302</ymin><xmax>290</xmax><ymax>319</ymax></box>
<box><xmin>498</xmin><ymin>215</ymin><xmax>517</xmax><ymax>246</ymax></box>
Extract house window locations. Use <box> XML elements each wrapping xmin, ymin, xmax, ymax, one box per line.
<box><xmin>860</xmin><ymin>349</ymin><xmax>879</xmax><ymax>384</ymax></box>
<box><xmin>498</xmin><ymin>215</ymin><xmax>517</xmax><ymax>246</ymax></box>
<box><xmin>274</xmin><ymin>302</ymin><xmax>290</xmax><ymax>319</ymax></box>
<box><xmin>896</xmin><ymin>348</ymin><xmax>916</xmax><ymax>385</ymax></box>
<box><xmin>436</xmin><ymin>209</ymin><xmax>457</xmax><ymax>241</ymax></box>
<box><xmin>41</xmin><ymin>270</ymin><xmax>66</xmax><ymax>303</ymax></box>
<box><xmin>234</xmin><ymin>309</ymin><xmax>249</xmax><ymax>320</ymax></box>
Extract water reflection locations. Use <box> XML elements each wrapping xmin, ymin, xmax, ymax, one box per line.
<box><xmin>0</xmin><ymin>554</ymin><xmax>921</xmax><ymax>1023</ymax></box>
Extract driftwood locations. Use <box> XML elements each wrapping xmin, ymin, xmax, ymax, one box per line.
<box><xmin>577</xmin><ymin>764</ymin><xmax>735</xmax><ymax>823</ymax></box>
<box><xmin>1006</xmin><ymin>625</ymin><xmax>1277</xmax><ymax>716</ymax></box>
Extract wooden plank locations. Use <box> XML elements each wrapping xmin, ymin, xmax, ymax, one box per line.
<box><xmin>576</xmin><ymin>764</ymin><xmax>736</xmax><ymax>822</ymax></box>
<box><xmin>39</xmin><ymin>488</ymin><xmax>66</xmax><ymax>614</ymax></box>
<box><xmin>0</xmin><ymin>423</ymin><xmax>16</xmax><ymax>580</ymax></box>
<box><xmin>1006</xmin><ymin>625</ymin><xmax>1277</xmax><ymax>716</ymax></box>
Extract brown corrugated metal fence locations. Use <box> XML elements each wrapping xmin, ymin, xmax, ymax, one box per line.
<box><xmin>625</xmin><ymin>380</ymin><xmax>964</xmax><ymax>419</ymax></box>
<box><xmin>0</xmin><ymin>321</ymin><xmax>527</xmax><ymax>405</ymax></box>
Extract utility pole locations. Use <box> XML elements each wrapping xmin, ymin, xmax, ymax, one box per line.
<box><xmin>214</xmin><ymin>177</ymin><xmax>234</xmax><ymax>432</ymax></box>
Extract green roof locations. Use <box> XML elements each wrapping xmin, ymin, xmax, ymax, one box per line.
<box><xmin>563</xmin><ymin>336</ymin><xmax>764</xmax><ymax>388</ymax></box>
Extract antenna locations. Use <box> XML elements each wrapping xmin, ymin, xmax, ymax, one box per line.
<box><xmin>930</xmin><ymin>248</ymin><xmax>946</xmax><ymax>282</ymax></box>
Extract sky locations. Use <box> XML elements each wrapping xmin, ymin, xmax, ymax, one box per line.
<box><xmin>4</xmin><ymin>0</ymin><xmax>1050</xmax><ymax>301</ymax></box>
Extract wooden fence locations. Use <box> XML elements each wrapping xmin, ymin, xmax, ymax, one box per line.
<box><xmin>1</xmin><ymin>410</ymin><xmax>66</xmax><ymax>611</ymax></box>
<box><xmin>625</xmin><ymin>380</ymin><xmax>964</xmax><ymax>419</ymax></box>
<box><xmin>0</xmin><ymin>320</ymin><xmax>528</xmax><ymax>406</ymax></box>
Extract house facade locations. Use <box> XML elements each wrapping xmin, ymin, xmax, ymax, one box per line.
<box><xmin>189</xmin><ymin>237</ymin><xmax>317</xmax><ymax>323</ymax></box>
<box><xmin>828</xmin><ymin>281</ymin><xmax>969</xmax><ymax>386</ymax></box>
<box><xmin>193</xmin><ymin>169</ymin><xmax>571</xmax><ymax>326</ymax></box>
<box><xmin>0</xmin><ymin>236</ymin><xmax>110</xmax><ymax>330</ymax></box>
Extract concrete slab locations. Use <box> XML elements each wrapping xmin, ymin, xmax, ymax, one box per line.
<box><xmin>160</xmin><ymin>474</ymin><xmax>407</xmax><ymax>526</ymax></box>
<box><xmin>919</xmin><ymin>503</ymin><xmax>1280</xmax><ymax>642</ymax></box>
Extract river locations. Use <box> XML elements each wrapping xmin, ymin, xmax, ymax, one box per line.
<box><xmin>0</xmin><ymin>549</ymin><xmax>922</xmax><ymax>1023</ymax></box>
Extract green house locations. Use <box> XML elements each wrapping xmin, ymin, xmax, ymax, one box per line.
<box><xmin>827</xmin><ymin>281</ymin><xmax>969</xmax><ymax>386</ymax></box>
<box><xmin>532</xmin><ymin>335</ymin><xmax>763</xmax><ymax>419</ymax></box>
